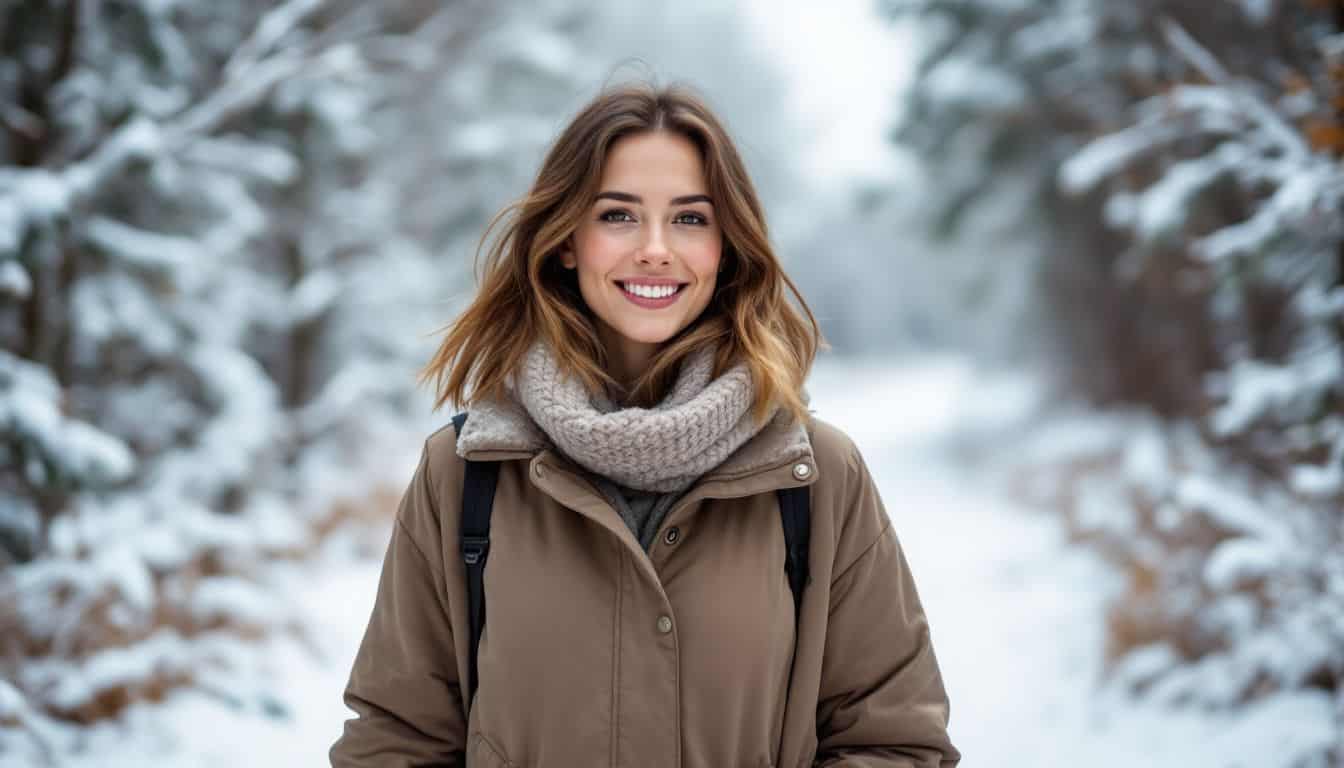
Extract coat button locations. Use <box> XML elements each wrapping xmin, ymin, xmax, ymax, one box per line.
<box><xmin>663</xmin><ymin>527</ymin><xmax>680</xmax><ymax>545</ymax></box>
<box><xmin>656</xmin><ymin>615</ymin><xmax>673</xmax><ymax>634</ymax></box>
<box><xmin>792</xmin><ymin>462</ymin><xmax>811</xmax><ymax>480</ymax></box>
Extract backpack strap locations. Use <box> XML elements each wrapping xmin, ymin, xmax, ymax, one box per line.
<box><xmin>775</xmin><ymin>482</ymin><xmax>811</xmax><ymax>765</ymax></box>
<box><xmin>774</xmin><ymin>484</ymin><xmax>811</xmax><ymax>763</ymax></box>
<box><xmin>777</xmin><ymin>485</ymin><xmax>811</xmax><ymax>623</ymax></box>
<box><xmin>451</xmin><ymin>412</ymin><xmax>498</xmax><ymax>716</ymax></box>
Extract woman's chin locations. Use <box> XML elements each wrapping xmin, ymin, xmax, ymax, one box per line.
<box><xmin>609</xmin><ymin>320</ymin><xmax>684</xmax><ymax>347</ymax></box>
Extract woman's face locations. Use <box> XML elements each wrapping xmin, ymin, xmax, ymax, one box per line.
<box><xmin>560</xmin><ymin>131</ymin><xmax>722</xmax><ymax>379</ymax></box>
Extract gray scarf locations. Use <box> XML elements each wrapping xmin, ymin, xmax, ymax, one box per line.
<box><xmin>454</xmin><ymin>343</ymin><xmax>816</xmax><ymax>499</ymax></box>
<box><xmin>512</xmin><ymin>340</ymin><xmax>774</xmax><ymax>493</ymax></box>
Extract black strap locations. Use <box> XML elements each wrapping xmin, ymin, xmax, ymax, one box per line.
<box><xmin>776</xmin><ymin>483</ymin><xmax>811</xmax><ymax>765</ymax></box>
<box><xmin>452</xmin><ymin>412</ymin><xmax>497</xmax><ymax>716</ymax></box>
<box><xmin>777</xmin><ymin>485</ymin><xmax>811</xmax><ymax>624</ymax></box>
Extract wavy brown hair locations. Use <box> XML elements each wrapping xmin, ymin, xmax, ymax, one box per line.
<box><xmin>419</xmin><ymin>81</ymin><xmax>824</xmax><ymax>426</ymax></box>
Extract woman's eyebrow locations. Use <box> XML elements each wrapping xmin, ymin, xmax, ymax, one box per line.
<box><xmin>595</xmin><ymin>191</ymin><xmax>713</xmax><ymax>206</ymax></box>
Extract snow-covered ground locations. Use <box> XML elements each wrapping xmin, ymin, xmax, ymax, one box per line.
<box><xmin>26</xmin><ymin>355</ymin><xmax>1338</xmax><ymax>766</ymax></box>
<box><xmin>809</xmin><ymin>356</ymin><xmax>1341</xmax><ymax>766</ymax></box>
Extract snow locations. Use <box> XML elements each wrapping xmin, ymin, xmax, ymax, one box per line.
<box><xmin>807</xmin><ymin>358</ymin><xmax>1341</xmax><ymax>765</ymax></box>
<box><xmin>1232</xmin><ymin>692</ymin><xmax>1340</xmax><ymax>760</ymax></box>
<box><xmin>246</xmin><ymin>495</ymin><xmax>309</xmax><ymax>553</ymax></box>
<box><xmin>491</xmin><ymin>23</ymin><xmax>581</xmax><ymax>79</ymax></box>
<box><xmin>41</xmin><ymin>631</ymin><xmax>192</xmax><ymax>713</ymax></box>
<box><xmin>923</xmin><ymin>57</ymin><xmax>1028</xmax><ymax>112</ymax></box>
<box><xmin>11</xmin><ymin>552</ymin><xmax>385</xmax><ymax>768</ymax></box>
<box><xmin>94</xmin><ymin>546</ymin><xmax>156</xmax><ymax>617</ymax></box>
<box><xmin>156</xmin><ymin>345</ymin><xmax>281</xmax><ymax>496</ymax></box>
<box><xmin>1012</xmin><ymin>13</ymin><xmax>1097</xmax><ymax>62</ymax></box>
<box><xmin>1174</xmin><ymin>474</ymin><xmax>1289</xmax><ymax>542</ymax></box>
<box><xmin>180</xmin><ymin>136</ymin><xmax>299</xmax><ymax>185</ymax></box>
<box><xmin>83</xmin><ymin>216</ymin><xmax>201</xmax><ymax>275</ymax></box>
<box><xmin>1133</xmin><ymin>145</ymin><xmax>1242</xmax><ymax>241</ymax></box>
<box><xmin>0</xmin><ymin>207</ymin><xmax>18</xmax><ymax>261</ymax></box>
<box><xmin>224</xmin><ymin>0</ymin><xmax>325</xmax><ymax>81</ymax></box>
<box><xmin>1203</xmin><ymin>536</ymin><xmax>1288</xmax><ymax>591</ymax></box>
<box><xmin>1162</xmin><ymin>25</ymin><xmax>1308</xmax><ymax>162</ymax></box>
<box><xmin>1120</xmin><ymin>422</ymin><xmax>1171</xmax><ymax>496</ymax></box>
<box><xmin>287</xmin><ymin>269</ymin><xmax>342</xmax><ymax>325</ymax></box>
<box><xmin>8</xmin><ymin>168</ymin><xmax>72</xmax><ymax>225</ymax></box>
<box><xmin>71</xmin><ymin>272</ymin><xmax>181</xmax><ymax>356</ymax></box>
<box><xmin>0</xmin><ymin>259</ymin><xmax>30</xmax><ymax>297</ymax></box>
<box><xmin>189</xmin><ymin>576</ymin><xmax>283</xmax><ymax>629</ymax></box>
<box><xmin>0</xmin><ymin>679</ymin><xmax>24</xmax><ymax>720</ymax></box>
<box><xmin>1111</xmin><ymin>643</ymin><xmax>1182</xmax><ymax>690</ymax></box>
<box><xmin>1195</xmin><ymin>167</ymin><xmax>1332</xmax><ymax>262</ymax></box>
<box><xmin>1292</xmin><ymin>451</ymin><xmax>1343</xmax><ymax>497</ymax></box>
<box><xmin>1210</xmin><ymin>352</ymin><xmax>1342</xmax><ymax>437</ymax></box>
<box><xmin>8</xmin><ymin>356</ymin><xmax>1332</xmax><ymax>766</ymax></box>
<box><xmin>1074</xmin><ymin>473</ymin><xmax>1137</xmax><ymax>538</ymax></box>
<box><xmin>65</xmin><ymin>117</ymin><xmax>164</xmax><ymax>200</ymax></box>
<box><xmin>1299</xmin><ymin>283</ymin><xmax>1344</xmax><ymax>321</ymax></box>
<box><xmin>1059</xmin><ymin>120</ymin><xmax>1178</xmax><ymax>193</ymax></box>
<box><xmin>0</xmin><ymin>350</ymin><xmax>137</xmax><ymax>487</ymax></box>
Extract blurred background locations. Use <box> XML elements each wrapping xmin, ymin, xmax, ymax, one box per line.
<box><xmin>1</xmin><ymin>0</ymin><xmax>1341</xmax><ymax>765</ymax></box>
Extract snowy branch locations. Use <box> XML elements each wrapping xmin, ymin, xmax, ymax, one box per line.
<box><xmin>1159</xmin><ymin>16</ymin><xmax>1309</xmax><ymax>161</ymax></box>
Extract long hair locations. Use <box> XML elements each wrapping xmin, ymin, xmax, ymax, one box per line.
<box><xmin>418</xmin><ymin>80</ymin><xmax>824</xmax><ymax>426</ymax></box>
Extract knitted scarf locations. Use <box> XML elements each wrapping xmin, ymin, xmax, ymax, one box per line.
<box><xmin>511</xmin><ymin>339</ymin><xmax>775</xmax><ymax>493</ymax></box>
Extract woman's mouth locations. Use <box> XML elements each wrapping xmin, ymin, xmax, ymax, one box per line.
<box><xmin>616</xmin><ymin>280</ymin><xmax>686</xmax><ymax>309</ymax></box>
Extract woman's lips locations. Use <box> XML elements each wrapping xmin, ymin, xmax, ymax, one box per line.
<box><xmin>617</xmin><ymin>281</ymin><xmax>685</xmax><ymax>309</ymax></box>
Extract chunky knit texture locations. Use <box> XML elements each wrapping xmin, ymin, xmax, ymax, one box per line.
<box><xmin>513</xmin><ymin>339</ymin><xmax>772</xmax><ymax>493</ymax></box>
<box><xmin>454</xmin><ymin>338</ymin><xmax>815</xmax><ymax>496</ymax></box>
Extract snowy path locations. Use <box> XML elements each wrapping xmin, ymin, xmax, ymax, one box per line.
<box><xmin>58</xmin><ymin>356</ymin><xmax>1322</xmax><ymax>766</ymax></box>
<box><xmin>809</xmin><ymin>358</ymin><xmax>1125</xmax><ymax>764</ymax></box>
<box><xmin>808</xmin><ymin>357</ymin><xmax>1336</xmax><ymax>767</ymax></box>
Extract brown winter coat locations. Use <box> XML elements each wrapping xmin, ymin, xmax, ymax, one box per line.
<box><xmin>330</xmin><ymin>411</ymin><xmax>959</xmax><ymax>767</ymax></box>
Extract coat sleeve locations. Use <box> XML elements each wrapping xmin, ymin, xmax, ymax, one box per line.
<box><xmin>329</xmin><ymin>440</ymin><xmax>468</xmax><ymax>767</ymax></box>
<box><xmin>813</xmin><ymin>444</ymin><xmax>961</xmax><ymax>767</ymax></box>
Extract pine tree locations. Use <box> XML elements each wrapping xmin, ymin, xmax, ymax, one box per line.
<box><xmin>0</xmin><ymin>0</ymin><xmax>606</xmax><ymax>754</ymax></box>
<box><xmin>889</xmin><ymin>0</ymin><xmax>1343</xmax><ymax>756</ymax></box>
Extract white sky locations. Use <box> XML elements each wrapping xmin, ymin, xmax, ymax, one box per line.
<box><xmin>741</xmin><ymin>0</ymin><xmax>917</xmax><ymax>192</ymax></box>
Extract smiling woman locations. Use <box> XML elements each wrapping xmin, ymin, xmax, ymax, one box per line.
<box><xmin>330</xmin><ymin>81</ymin><xmax>961</xmax><ymax>768</ymax></box>
<box><xmin>416</xmin><ymin>81</ymin><xmax>819</xmax><ymax>422</ymax></box>
<box><xmin>560</xmin><ymin>131</ymin><xmax>724</xmax><ymax>391</ymax></box>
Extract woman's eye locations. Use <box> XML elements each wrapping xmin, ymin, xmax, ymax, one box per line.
<box><xmin>675</xmin><ymin>212</ymin><xmax>708</xmax><ymax>226</ymax></box>
<box><xmin>599</xmin><ymin>209</ymin><xmax>635</xmax><ymax>223</ymax></box>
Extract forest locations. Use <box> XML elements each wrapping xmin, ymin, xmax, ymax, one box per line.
<box><xmin>1</xmin><ymin>0</ymin><xmax>1340</xmax><ymax>765</ymax></box>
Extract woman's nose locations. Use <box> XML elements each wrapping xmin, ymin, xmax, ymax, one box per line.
<box><xmin>637</xmin><ymin>225</ymin><xmax>671</xmax><ymax>265</ymax></box>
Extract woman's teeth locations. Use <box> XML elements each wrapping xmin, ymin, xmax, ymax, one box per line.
<box><xmin>622</xmin><ymin>282</ymin><xmax>680</xmax><ymax>299</ymax></box>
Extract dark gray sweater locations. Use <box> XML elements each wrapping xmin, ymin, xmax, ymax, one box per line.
<box><xmin>587</xmin><ymin>472</ymin><xmax>684</xmax><ymax>552</ymax></box>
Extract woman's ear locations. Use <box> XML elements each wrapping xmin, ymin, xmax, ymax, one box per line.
<box><xmin>555</xmin><ymin>235</ymin><xmax>575</xmax><ymax>269</ymax></box>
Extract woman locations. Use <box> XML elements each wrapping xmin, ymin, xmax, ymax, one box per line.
<box><xmin>330</xmin><ymin>82</ymin><xmax>960</xmax><ymax>767</ymax></box>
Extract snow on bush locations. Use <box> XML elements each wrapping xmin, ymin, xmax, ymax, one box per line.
<box><xmin>1008</xmin><ymin>408</ymin><xmax>1342</xmax><ymax>764</ymax></box>
<box><xmin>0</xmin><ymin>0</ymin><xmax>612</xmax><ymax>755</ymax></box>
<box><xmin>894</xmin><ymin>0</ymin><xmax>1344</xmax><ymax>762</ymax></box>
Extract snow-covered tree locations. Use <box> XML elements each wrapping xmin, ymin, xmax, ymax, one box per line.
<box><xmin>889</xmin><ymin>0</ymin><xmax>1343</xmax><ymax>759</ymax></box>
<box><xmin>0</xmin><ymin>0</ymin><xmax>615</xmax><ymax>756</ymax></box>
